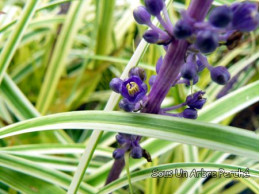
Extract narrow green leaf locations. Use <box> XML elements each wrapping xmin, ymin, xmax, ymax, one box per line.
<box><xmin>98</xmin><ymin>163</ymin><xmax>259</xmax><ymax>194</ymax></box>
<box><xmin>175</xmin><ymin>151</ymin><xmax>230</xmax><ymax>194</ymax></box>
<box><xmin>0</xmin><ymin>75</ymin><xmax>40</xmax><ymax>119</ymax></box>
<box><xmin>0</xmin><ymin>74</ymin><xmax>72</xmax><ymax>143</ymax></box>
<box><xmin>198</xmin><ymin>81</ymin><xmax>259</xmax><ymax>123</ymax></box>
<box><xmin>0</xmin><ymin>0</ymin><xmax>40</xmax><ymax>84</ymax></box>
<box><xmin>0</xmin><ymin>167</ymin><xmax>66</xmax><ymax>194</ymax></box>
<box><xmin>0</xmin><ymin>143</ymin><xmax>113</xmax><ymax>157</ymax></box>
<box><xmin>0</xmin><ymin>111</ymin><xmax>258</xmax><ymax>159</ymax></box>
<box><xmin>0</xmin><ymin>0</ymin><xmax>74</xmax><ymax>33</ymax></box>
<box><xmin>0</xmin><ymin>153</ymin><xmax>97</xmax><ymax>194</ymax></box>
<box><xmin>36</xmin><ymin>0</ymin><xmax>91</xmax><ymax>114</ymax></box>
<box><xmin>238</xmin><ymin>177</ymin><xmax>259</xmax><ymax>194</ymax></box>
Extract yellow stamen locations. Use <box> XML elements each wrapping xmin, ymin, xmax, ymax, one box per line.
<box><xmin>126</xmin><ymin>82</ymin><xmax>140</xmax><ymax>96</ymax></box>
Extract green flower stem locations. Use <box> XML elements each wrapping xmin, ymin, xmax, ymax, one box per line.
<box><xmin>125</xmin><ymin>152</ymin><xmax>134</xmax><ymax>194</ymax></box>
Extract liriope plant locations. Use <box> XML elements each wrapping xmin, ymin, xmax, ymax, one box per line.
<box><xmin>0</xmin><ymin>0</ymin><xmax>258</xmax><ymax>194</ymax></box>
<box><xmin>105</xmin><ymin>0</ymin><xmax>259</xmax><ymax>189</ymax></box>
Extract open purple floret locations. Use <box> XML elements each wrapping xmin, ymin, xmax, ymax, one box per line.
<box><xmin>121</xmin><ymin>76</ymin><xmax>147</xmax><ymax>103</ymax></box>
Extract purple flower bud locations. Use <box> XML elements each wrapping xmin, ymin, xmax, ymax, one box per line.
<box><xmin>231</xmin><ymin>2</ymin><xmax>259</xmax><ymax>32</ymax></box>
<box><xmin>181</xmin><ymin>62</ymin><xmax>197</xmax><ymax>80</ymax></box>
<box><xmin>128</xmin><ymin>67</ymin><xmax>147</xmax><ymax>81</ymax></box>
<box><xmin>209</xmin><ymin>6</ymin><xmax>233</xmax><ymax>28</ymax></box>
<box><xmin>144</xmin><ymin>0</ymin><xmax>164</xmax><ymax>16</ymax></box>
<box><xmin>192</xmin><ymin>74</ymin><xmax>199</xmax><ymax>85</ymax></box>
<box><xmin>186</xmin><ymin>91</ymin><xmax>206</xmax><ymax>109</ymax></box>
<box><xmin>133</xmin><ymin>6</ymin><xmax>151</xmax><ymax>25</ymax></box>
<box><xmin>143</xmin><ymin>30</ymin><xmax>159</xmax><ymax>43</ymax></box>
<box><xmin>131</xmin><ymin>135</ymin><xmax>138</xmax><ymax>141</ymax></box>
<box><xmin>113</xmin><ymin>148</ymin><xmax>125</xmax><ymax>159</ymax></box>
<box><xmin>196</xmin><ymin>59</ymin><xmax>205</xmax><ymax>72</ymax></box>
<box><xmin>109</xmin><ymin>78</ymin><xmax>123</xmax><ymax>93</ymax></box>
<box><xmin>130</xmin><ymin>146</ymin><xmax>143</xmax><ymax>159</ymax></box>
<box><xmin>116</xmin><ymin>134</ymin><xmax>127</xmax><ymax>145</ymax></box>
<box><xmin>156</xmin><ymin>57</ymin><xmax>163</xmax><ymax>74</ymax></box>
<box><xmin>195</xmin><ymin>30</ymin><xmax>219</xmax><ymax>53</ymax></box>
<box><xmin>181</xmin><ymin>76</ymin><xmax>198</xmax><ymax>86</ymax></box>
<box><xmin>183</xmin><ymin>108</ymin><xmax>198</xmax><ymax>119</ymax></box>
<box><xmin>173</xmin><ymin>20</ymin><xmax>193</xmax><ymax>39</ymax></box>
<box><xmin>119</xmin><ymin>98</ymin><xmax>135</xmax><ymax>112</ymax></box>
<box><xmin>149</xmin><ymin>75</ymin><xmax>157</xmax><ymax>86</ymax></box>
<box><xmin>210</xmin><ymin>66</ymin><xmax>231</xmax><ymax>85</ymax></box>
<box><xmin>121</xmin><ymin>76</ymin><xmax>147</xmax><ymax>103</ymax></box>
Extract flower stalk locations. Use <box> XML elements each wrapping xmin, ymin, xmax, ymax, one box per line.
<box><xmin>143</xmin><ymin>0</ymin><xmax>213</xmax><ymax>114</ymax></box>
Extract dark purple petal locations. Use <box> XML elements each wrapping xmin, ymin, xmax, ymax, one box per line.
<box><xmin>183</xmin><ymin>108</ymin><xmax>198</xmax><ymax>119</ymax></box>
<box><xmin>128</xmin><ymin>67</ymin><xmax>147</xmax><ymax>81</ymax></box>
<box><xmin>119</xmin><ymin>98</ymin><xmax>135</xmax><ymax>112</ymax></box>
<box><xmin>144</xmin><ymin>0</ymin><xmax>164</xmax><ymax>16</ymax></box>
<box><xmin>109</xmin><ymin>78</ymin><xmax>123</xmax><ymax>93</ymax></box>
<box><xmin>209</xmin><ymin>6</ymin><xmax>233</xmax><ymax>28</ymax></box>
<box><xmin>116</xmin><ymin>134</ymin><xmax>127</xmax><ymax>145</ymax></box>
<box><xmin>133</xmin><ymin>6</ymin><xmax>151</xmax><ymax>25</ymax></box>
<box><xmin>113</xmin><ymin>148</ymin><xmax>125</xmax><ymax>159</ymax></box>
<box><xmin>149</xmin><ymin>75</ymin><xmax>157</xmax><ymax>86</ymax></box>
<box><xmin>210</xmin><ymin>66</ymin><xmax>231</xmax><ymax>85</ymax></box>
<box><xmin>173</xmin><ymin>19</ymin><xmax>193</xmax><ymax>39</ymax></box>
<box><xmin>196</xmin><ymin>59</ymin><xmax>206</xmax><ymax>72</ymax></box>
<box><xmin>192</xmin><ymin>74</ymin><xmax>199</xmax><ymax>85</ymax></box>
<box><xmin>231</xmin><ymin>2</ymin><xmax>259</xmax><ymax>32</ymax></box>
<box><xmin>143</xmin><ymin>29</ymin><xmax>159</xmax><ymax>43</ymax></box>
<box><xmin>130</xmin><ymin>146</ymin><xmax>143</xmax><ymax>159</ymax></box>
<box><xmin>156</xmin><ymin>57</ymin><xmax>163</xmax><ymax>74</ymax></box>
<box><xmin>186</xmin><ymin>91</ymin><xmax>206</xmax><ymax>109</ymax></box>
<box><xmin>195</xmin><ymin>30</ymin><xmax>219</xmax><ymax>53</ymax></box>
<box><xmin>192</xmin><ymin>99</ymin><xmax>206</xmax><ymax>109</ymax></box>
<box><xmin>181</xmin><ymin>62</ymin><xmax>197</xmax><ymax>80</ymax></box>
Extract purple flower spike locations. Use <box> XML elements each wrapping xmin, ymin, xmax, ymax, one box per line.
<box><xmin>130</xmin><ymin>146</ymin><xmax>143</xmax><ymax>159</ymax></box>
<box><xmin>231</xmin><ymin>2</ymin><xmax>259</xmax><ymax>32</ymax></box>
<box><xmin>109</xmin><ymin>78</ymin><xmax>123</xmax><ymax>93</ymax></box>
<box><xmin>143</xmin><ymin>30</ymin><xmax>159</xmax><ymax>43</ymax></box>
<box><xmin>128</xmin><ymin>67</ymin><xmax>147</xmax><ymax>81</ymax></box>
<box><xmin>209</xmin><ymin>6</ymin><xmax>233</xmax><ymax>28</ymax></box>
<box><xmin>183</xmin><ymin>108</ymin><xmax>198</xmax><ymax>119</ymax></box>
<box><xmin>181</xmin><ymin>62</ymin><xmax>197</xmax><ymax>80</ymax></box>
<box><xmin>119</xmin><ymin>98</ymin><xmax>135</xmax><ymax>112</ymax></box>
<box><xmin>133</xmin><ymin>6</ymin><xmax>151</xmax><ymax>25</ymax></box>
<box><xmin>195</xmin><ymin>30</ymin><xmax>219</xmax><ymax>53</ymax></box>
<box><xmin>113</xmin><ymin>148</ymin><xmax>125</xmax><ymax>159</ymax></box>
<box><xmin>121</xmin><ymin>76</ymin><xmax>147</xmax><ymax>103</ymax></box>
<box><xmin>173</xmin><ymin>20</ymin><xmax>193</xmax><ymax>39</ymax></box>
<box><xmin>186</xmin><ymin>91</ymin><xmax>206</xmax><ymax>109</ymax></box>
<box><xmin>144</xmin><ymin>0</ymin><xmax>164</xmax><ymax>16</ymax></box>
<box><xmin>156</xmin><ymin>57</ymin><xmax>163</xmax><ymax>74</ymax></box>
<box><xmin>210</xmin><ymin>66</ymin><xmax>231</xmax><ymax>85</ymax></box>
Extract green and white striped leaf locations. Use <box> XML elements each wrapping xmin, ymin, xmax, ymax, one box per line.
<box><xmin>0</xmin><ymin>153</ymin><xmax>97</xmax><ymax>194</ymax></box>
<box><xmin>0</xmin><ymin>0</ymin><xmax>40</xmax><ymax>83</ymax></box>
<box><xmin>98</xmin><ymin>163</ymin><xmax>259</xmax><ymax>194</ymax></box>
<box><xmin>0</xmin><ymin>111</ymin><xmax>258</xmax><ymax>159</ymax></box>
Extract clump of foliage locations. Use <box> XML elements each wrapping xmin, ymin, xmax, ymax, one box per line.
<box><xmin>0</xmin><ymin>0</ymin><xmax>258</xmax><ymax>194</ymax></box>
